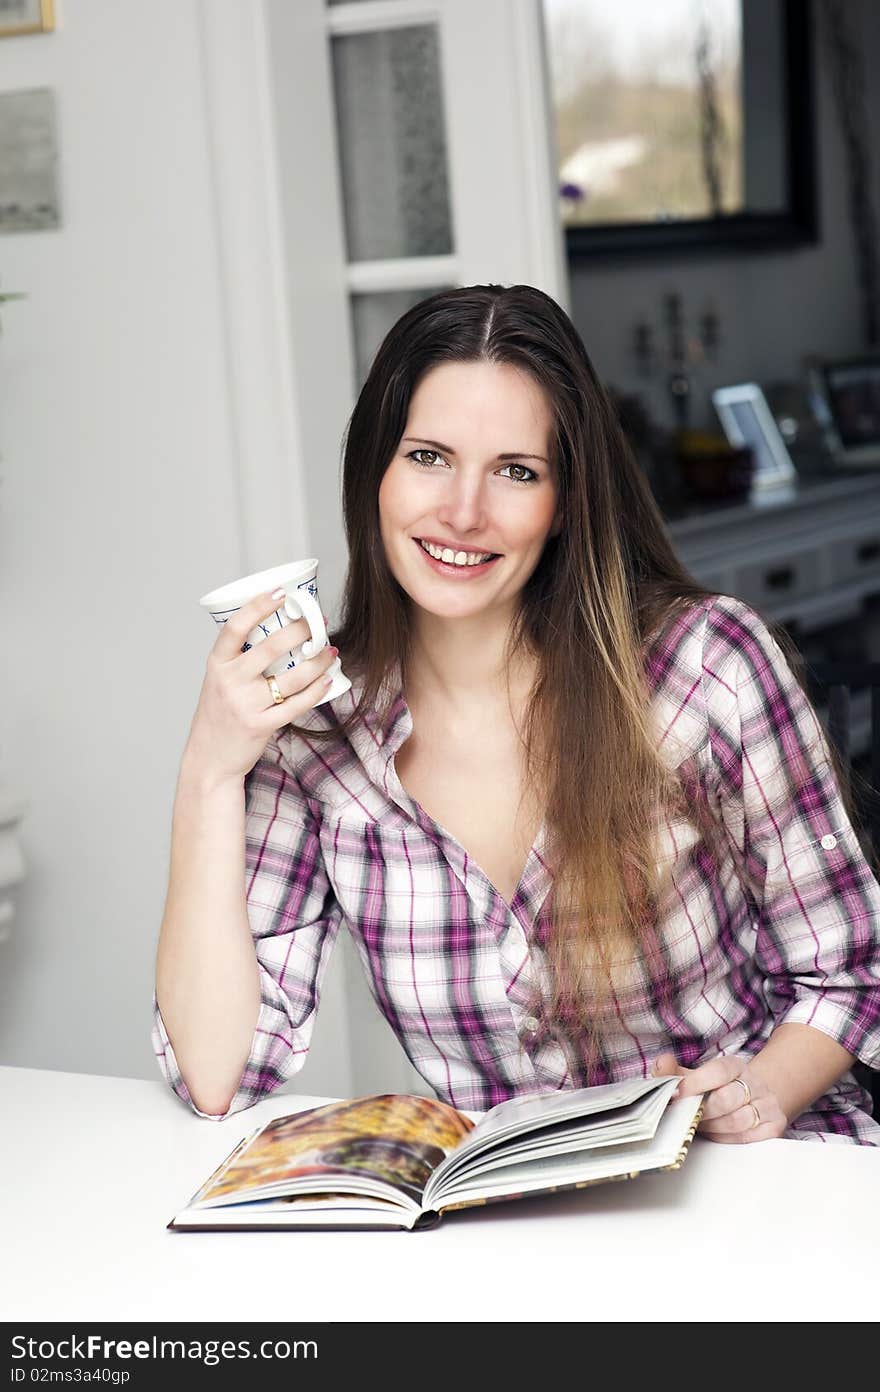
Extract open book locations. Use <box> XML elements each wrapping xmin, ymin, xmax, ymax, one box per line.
<box><xmin>168</xmin><ymin>1076</ymin><xmax>703</xmax><ymax>1232</ymax></box>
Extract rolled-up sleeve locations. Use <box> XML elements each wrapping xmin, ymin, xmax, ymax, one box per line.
<box><xmin>152</xmin><ymin>734</ymin><xmax>343</xmax><ymax>1118</ymax></box>
<box><xmin>702</xmin><ymin>596</ymin><xmax>880</xmax><ymax>1068</ymax></box>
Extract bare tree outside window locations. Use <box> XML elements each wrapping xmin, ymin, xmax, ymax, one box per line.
<box><xmin>544</xmin><ymin>0</ymin><xmax>743</xmax><ymax>228</ymax></box>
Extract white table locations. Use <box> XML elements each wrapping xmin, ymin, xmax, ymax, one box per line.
<box><xmin>2</xmin><ymin>1065</ymin><xmax>878</xmax><ymax>1322</ymax></box>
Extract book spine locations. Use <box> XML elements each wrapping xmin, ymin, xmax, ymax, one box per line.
<box><xmin>413</xmin><ymin>1210</ymin><xmax>442</xmax><ymax>1231</ymax></box>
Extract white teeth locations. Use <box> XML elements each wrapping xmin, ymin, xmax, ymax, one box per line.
<box><xmin>419</xmin><ymin>539</ymin><xmax>494</xmax><ymax>566</ymax></box>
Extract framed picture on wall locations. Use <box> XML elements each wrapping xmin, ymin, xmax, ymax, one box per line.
<box><xmin>0</xmin><ymin>0</ymin><xmax>54</xmax><ymax>38</ymax></box>
<box><xmin>0</xmin><ymin>88</ymin><xmax>60</xmax><ymax>231</ymax></box>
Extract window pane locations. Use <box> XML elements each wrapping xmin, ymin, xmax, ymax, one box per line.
<box><xmin>330</xmin><ymin>25</ymin><xmax>454</xmax><ymax>261</ymax></box>
<box><xmin>350</xmin><ymin>287</ymin><xmax>451</xmax><ymax>392</ymax></box>
<box><xmin>543</xmin><ymin>0</ymin><xmax>767</xmax><ymax>227</ymax></box>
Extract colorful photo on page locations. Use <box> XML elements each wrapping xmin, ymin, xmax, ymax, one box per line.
<box><xmin>199</xmin><ymin>1094</ymin><xmax>473</xmax><ymax>1204</ymax></box>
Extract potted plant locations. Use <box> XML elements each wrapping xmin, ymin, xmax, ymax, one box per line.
<box><xmin>0</xmin><ymin>280</ymin><xmax>25</xmax><ymax>329</ymax></box>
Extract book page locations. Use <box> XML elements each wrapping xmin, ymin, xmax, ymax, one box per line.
<box><xmin>437</xmin><ymin>1082</ymin><xmax>675</xmax><ymax>1189</ymax></box>
<box><xmin>436</xmin><ymin>1075</ymin><xmax>680</xmax><ymax>1181</ymax></box>
<box><xmin>191</xmin><ymin>1093</ymin><xmax>473</xmax><ymax>1210</ymax></box>
<box><xmin>430</xmin><ymin>1094</ymin><xmax>703</xmax><ymax>1213</ymax></box>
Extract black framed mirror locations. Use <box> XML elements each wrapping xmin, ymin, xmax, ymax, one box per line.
<box><xmin>543</xmin><ymin>0</ymin><xmax>816</xmax><ymax>259</ymax></box>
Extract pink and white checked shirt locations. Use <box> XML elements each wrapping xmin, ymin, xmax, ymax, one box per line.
<box><xmin>152</xmin><ymin>595</ymin><xmax>880</xmax><ymax>1142</ymax></box>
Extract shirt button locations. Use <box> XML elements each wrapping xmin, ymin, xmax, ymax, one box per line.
<box><xmin>521</xmin><ymin>1015</ymin><xmax>540</xmax><ymax>1033</ymax></box>
<box><xmin>820</xmin><ymin>834</ymin><xmax>838</xmax><ymax>850</ymax></box>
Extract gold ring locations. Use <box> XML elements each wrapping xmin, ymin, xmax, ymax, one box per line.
<box><xmin>264</xmin><ymin>674</ymin><xmax>285</xmax><ymax>705</ymax></box>
<box><xmin>748</xmin><ymin>1102</ymin><xmax>761</xmax><ymax>1130</ymax></box>
<box><xmin>734</xmin><ymin>1075</ymin><xmax>752</xmax><ymax>1107</ymax></box>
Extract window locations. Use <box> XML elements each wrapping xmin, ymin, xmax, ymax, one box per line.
<box><xmin>542</xmin><ymin>0</ymin><xmax>816</xmax><ymax>257</ymax></box>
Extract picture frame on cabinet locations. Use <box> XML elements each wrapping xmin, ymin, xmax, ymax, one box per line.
<box><xmin>712</xmin><ymin>383</ymin><xmax>797</xmax><ymax>493</ymax></box>
<box><xmin>808</xmin><ymin>355</ymin><xmax>880</xmax><ymax>468</ymax></box>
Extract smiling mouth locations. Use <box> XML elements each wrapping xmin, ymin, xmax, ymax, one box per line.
<box><xmin>414</xmin><ymin>538</ymin><xmax>502</xmax><ymax>567</ymax></box>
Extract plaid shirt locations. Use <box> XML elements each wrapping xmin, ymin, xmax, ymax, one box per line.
<box><xmin>152</xmin><ymin>595</ymin><xmax>880</xmax><ymax>1142</ymax></box>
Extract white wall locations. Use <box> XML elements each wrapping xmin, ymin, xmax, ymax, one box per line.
<box><xmin>0</xmin><ymin>0</ymin><xmax>355</xmax><ymax>1096</ymax></box>
<box><xmin>569</xmin><ymin>0</ymin><xmax>880</xmax><ymax>430</ymax></box>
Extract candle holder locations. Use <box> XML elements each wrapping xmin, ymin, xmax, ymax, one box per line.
<box><xmin>632</xmin><ymin>292</ymin><xmax>721</xmax><ymax>432</ymax></box>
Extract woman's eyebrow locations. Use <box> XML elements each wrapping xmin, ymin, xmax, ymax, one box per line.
<box><xmin>402</xmin><ymin>436</ymin><xmax>549</xmax><ymax>463</ymax></box>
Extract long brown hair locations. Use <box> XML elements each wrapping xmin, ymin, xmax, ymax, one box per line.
<box><xmin>286</xmin><ymin>283</ymin><xmax>858</xmax><ymax>1078</ymax></box>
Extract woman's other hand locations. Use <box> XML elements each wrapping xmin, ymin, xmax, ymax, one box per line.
<box><xmin>651</xmin><ymin>1051</ymin><xmax>788</xmax><ymax>1143</ymax></box>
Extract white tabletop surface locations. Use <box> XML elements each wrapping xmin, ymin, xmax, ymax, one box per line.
<box><xmin>2</xmin><ymin>1064</ymin><xmax>878</xmax><ymax>1322</ymax></box>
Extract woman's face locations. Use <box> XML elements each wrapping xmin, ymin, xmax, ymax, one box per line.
<box><xmin>378</xmin><ymin>360</ymin><xmax>562</xmax><ymax>623</ymax></box>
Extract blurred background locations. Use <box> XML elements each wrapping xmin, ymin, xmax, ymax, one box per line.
<box><xmin>1</xmin><ymin>0</ymin><xmax>878</xmax><ymax>1101</ymax></box>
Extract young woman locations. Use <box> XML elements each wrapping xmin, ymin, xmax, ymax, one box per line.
<box><xmin>154</xmin><ymin>284</ymin><xmax>880</xmax><ymax>1143</ymax></box>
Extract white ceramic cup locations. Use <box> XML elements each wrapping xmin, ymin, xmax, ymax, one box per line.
<box><xmin>199</xmin><ymin>558</ymin><xmax>352</xmax><ymax>706</ymax></box>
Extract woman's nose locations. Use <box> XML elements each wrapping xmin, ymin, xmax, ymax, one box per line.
<box><xmin>436</xmin><ymin>476</ymin><xmax>487</xmax><ymax>532</ymax></box>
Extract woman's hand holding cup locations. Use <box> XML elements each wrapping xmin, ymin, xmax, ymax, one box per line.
<box><xmin>184</xmin><ymin>590</ymin><xmax>341</xmax><ymax>787</ymax></box>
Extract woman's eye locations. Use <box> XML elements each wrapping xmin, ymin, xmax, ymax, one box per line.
<box><xmin>500</xmin><ymin>463</ymin><xmax>538</xmax><ymax>484</ymax></box>
<box><xmin>406</xmin><ymin>450</ymin><xmax>537</xmax><ymax>485</ymax></box>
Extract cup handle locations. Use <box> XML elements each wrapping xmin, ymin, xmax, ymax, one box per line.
<box><xmin>284</xmin><ymin>585</ymin><xmax>327</xmax><ymax>659</ymax></box>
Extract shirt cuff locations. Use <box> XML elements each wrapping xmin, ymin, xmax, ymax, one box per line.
<box><xmin>151</xmin><ymin>1000</ymin><xmax>234</xmax><ymax>1119</ymax></box>
<box><xmin>151</xmin><ymin>985</ymin><xmax>316</xmax><ymax>1119</ymax></box>
<box><xmin>774</xmin><ymin>996</ymin><xmax>880</xmax><ymax>1070</ymax></box>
